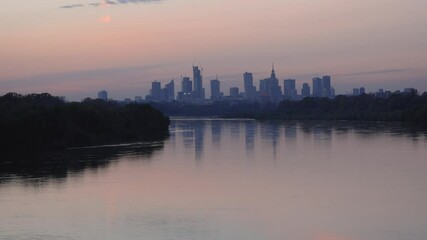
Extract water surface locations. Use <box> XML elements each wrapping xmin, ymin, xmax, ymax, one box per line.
<box><xmin>1</xmin><ymin>118</ymin><xmax>427</xmax><ymax>240</ymax></box>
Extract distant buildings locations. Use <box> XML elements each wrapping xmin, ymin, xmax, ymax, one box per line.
<box><xmin>146</xmin><ymin>80</ymin><xmax>175</xmax><ymax>102</ymax></box>
<box><xmin>283</xmin><ymin>79</ymin><xmax>297</xmax><ymax>100</ymax></box>
<box><xmin>193</xmin><ymin>66</ymin><xmax>205</xmax><ymax>100</ymax></box>
<box><xmin>312</xmin><ymin>77</ymin><xmax>322</xmax><ymax>97</ymax></box>
<box><xmin>98</xmin><ymin>90</ymin><xmax>108</xmax><ymax>101</ymax></box>
<box><xmin>210</xmin><ymin>79</ymin><xmax>222</xmax><ymax>100</ymax></box>
<box><xmin>229</xmin><ymin>87</ymin><xmax>239</xmax><ymax>98</ymax></box>
<box><xmin>259</xmin><ymin>65</ymin><xmax>282</xmax><ymax>103</ymax></box>
<box><xmin>243</xmin><ymin>72</ymin><xmax>257</xmax><ymax>101</ymax></box>
<box><xmin>142</xmin><ymin>64</ymin><xmax>341</xmax><ymax>104</ymax></box>
<box><xmin>353</xmin><ymin>88</ymin><xmax>360</xmax><ymax>96</ymax></box>
<box><xmin>312</xmin><ymin>76</ymin><xmax>334</xmax><ymax>98</ymax></box>
<box><xmin>301</xmin><ymin>83</ymin><xmax>310</xmax><ymax>98</ymax></box>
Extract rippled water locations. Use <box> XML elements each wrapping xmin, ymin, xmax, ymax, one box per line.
<box><xmin>1</xmin><ymin>118</ymin><xmax>427</xmax><ymax>240</ymax></box>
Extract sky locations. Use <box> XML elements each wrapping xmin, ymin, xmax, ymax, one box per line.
<box><xmin>1</xmin><ymin>0</ymin><xmax>427</xmax><ymax>100</ymax></box>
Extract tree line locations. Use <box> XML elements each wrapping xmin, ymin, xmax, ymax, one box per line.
<box><xmin>270</xmin><ymin>91</ymin><xmax>427</xmax><ymax>123</ymax></box>
<box><xmin>0</xmin><ymin>93</ymin><xmax>170</xmax><ymax>155</ymax></box>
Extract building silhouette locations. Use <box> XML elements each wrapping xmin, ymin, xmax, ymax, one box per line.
<box><xmin>243</xmin><ymin>72</ymin><xmax>257</xmax><ymax>101</ymax></box>
<box><xmin>150</xmin><ymin>81</ymin><xmax>162</xmax><ymax>101</ymax></box>
<box><xmin>177</xmin><ymin>77</ymin><xmax>192</xmax><ymax>101</ymax></box>
<box><xmin>283</xmin><ymin>79</ymin><xmax>297</xmax><ymax>100</ymax></box>
<box><xmin>301</xmin><ymin>83</ymin><xmax>310</xmax><ymax>98</ymax></box>
<box><xmin>210</xmin><ymin>79</ymin><xmax>222</xmax><ymax>100</ymax></box>
<box><xmin>312</xmin><ymin>77</ymin><xmax>322</xmax><ymax>97</ymax></box>
<box><xmin>193</xmin><ymin>66</ymin><xmax>205</xmax><ymax>99</ymax></box>
<box><xmin>230</xmin><ymin>87</ymin><xmax>239</xmax><ymax>98</ymax></box>
<box><xmin>259</xmin><ymin>64</ymin><xmax>282</xmax><ymax>103</ymax></box>
<box><xmin>98</xmin><ymin>90</ymin><xmax>108</xmax><ymax>101</ymax></box>
<box><xmin>164</xmin><ymin>80</ymin><xmax>175</xmax><ymax>101</ymax></box>
<box><xmin>322</xmin><ymin>75</ymin><xmax>331</xmax><ymax>97</ymax></box>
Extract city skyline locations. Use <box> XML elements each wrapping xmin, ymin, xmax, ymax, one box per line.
<box><xmin>1</xmin><ymin>0</ymin><xmax>427</xmax><ymax>100</ymax></box>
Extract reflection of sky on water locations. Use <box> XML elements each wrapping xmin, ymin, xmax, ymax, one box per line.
<box><xmin>1</xmin><ymin>119</ymin><xmax>427</xmax><ymax>240</ymax></box>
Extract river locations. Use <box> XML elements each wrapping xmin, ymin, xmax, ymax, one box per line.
<box><xmin>1</xmin><ymin>118</ymin><xmax>427</xmax><ymax>240</ymax></box>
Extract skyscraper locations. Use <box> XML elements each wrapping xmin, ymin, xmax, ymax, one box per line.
<box><xmin>150</xmin><ymin>81</ymin><xmax>163</xmax><ymax>101</ymax></box>
<box><xmin>283</xmin><ymin>79</ymin><xmax>297</xmax><ymax>100</ymax></box>
<box><xmin>210</xmin><ymin>79</ymin><xmax>221</xmax><ymax>100</ymax></box>
<box><xmin>243</xmin><ymin>72</ymin><xmax>256</xmax><ymax>100</ymax></box>
<box><xmin>312</xmin><ymin>77</ymin><xmax>322</xmax><ymax>97</ymax></box>
<box><xmin>193</xmin><ymin>66</ymin><xmax>205</xmax><ymax>99</ymax></box>
<box><xmin>181</xmin><ymin>77</ymin><xmax>192</xmax><ymax>94</ymax></box>
<box><xmin>259</xmin><ymin>65</ymin><xmax>282</xmax><ymax>103</ymax></box>
<box><xmin>322</xmin><ymin>75</ymin><xmax>331</xmax><ymax>97</ymax></box>
<box><xmin>165</xmin><ymin>80</ymin><xmax>175</xmax><ymax>101</ymax></box>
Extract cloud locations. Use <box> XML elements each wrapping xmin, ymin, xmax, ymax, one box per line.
<box><xmin>60</xmin><ymin>0</ymin><xmax>162</xmax><ymax>9</ymax></box>
<box><xmin>60</xmin><ymin>4</ymin><xmax>85</xmax><ymax>9</ymax></box>
<box><xmin>339</xmin><ymin>68</ymin><xmax>412</xmax><ymax>77</ymax></box>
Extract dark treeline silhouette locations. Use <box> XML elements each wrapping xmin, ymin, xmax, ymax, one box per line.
<box><xmin>0</xmin><ymin>93</ymin><xmax>170</xmax><ymax>154</ymax></box>
<box><xmin>270</xmin><ymin>92</ymin><xmax>427</xmax><ymax>123</ymax></box>
<box><xmin>151</xmin><ymin>91</ymin><xmax>427</xmax><ymax>124</ymax></box>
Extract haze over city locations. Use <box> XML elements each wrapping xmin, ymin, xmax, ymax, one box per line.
<box><xmin>1</xmin><ymin>0</ymin><xmax>427</xmax><ymax>100</ymax></box>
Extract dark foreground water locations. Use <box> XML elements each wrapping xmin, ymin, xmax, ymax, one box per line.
<box><xmin>1</xmin><ymin>118</ymin><xmax>427</xmax><ymax>240</ymax></box>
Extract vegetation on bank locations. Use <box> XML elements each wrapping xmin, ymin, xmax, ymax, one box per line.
<box><xmin>0</xmin><ymin>93</ymin><xmax>170</xmax><ymax>153</ymax></box>
<box><xmin>266</xmin><ymin>92</ymin><xmax>427</xmax><ymax>123</ymax></box>
<box><xmin>150</xmin><ymin>91</ymin><xmax>427</xmax><ymax>124</ymax></box>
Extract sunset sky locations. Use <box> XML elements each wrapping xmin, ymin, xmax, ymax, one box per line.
<box><xmin>1</xmin><ymin>0</ymin><xmax>426</xmax><ymax>100</ymax></box>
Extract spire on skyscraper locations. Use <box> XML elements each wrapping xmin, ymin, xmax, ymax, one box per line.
<box><xmin>271</xmin><ymin>63</ymin><xmax>276</xmax><ymax>79</ymax></box>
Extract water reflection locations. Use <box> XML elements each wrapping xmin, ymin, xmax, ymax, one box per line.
<box><xmin>171</xmin><ymin>119</ymin><xmax>427</xmax><ymax>163</ymax></box>
<box><xmin>245</xmin><ymin>121</ymin><xmax>256</xmax><ymax>155</ymax></box>
<box><xmin>0</xmin><ymin>142</ymin><xmax>165</xmax><ymax>185</ymax></box>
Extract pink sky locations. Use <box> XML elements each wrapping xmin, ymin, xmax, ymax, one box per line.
<box><xmin>1</xmin><ymin>0</ymin><xmax>427</xmax><ymax>100</ymax></box>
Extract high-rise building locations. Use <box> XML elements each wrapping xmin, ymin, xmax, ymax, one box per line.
<box><xmin>181</xmin><ymin>77</ymin><xmax>192</xmax><ymax>94</ymax></box>
<box><xmin>322</xmin><ymin>75</ymin><xmax>331</xmax><ymax>97</ymax></box>
<box><xmin>360</xmin><ymin>87</ymin><xmax>366</xmax><ymax>95</ymax></box>
<box><xmin>301</xmin><ymin>83</ymin><xmax>310</xmax><ymax>98</ymax></box>
<box><xmin>164</xmin><ymin>80</ymin><xmax>175</xmax><ymax>101</ymax></box>
<box><xmin>312</xmin><ymin>77</ymin><xmax>322</xmax><ymax>97</ymax></box>
<box><xmin>98</xmin><ymin>90</ymin><xmax>108</xmax><ymax>101</ymax></box>
<box><xmin>177</xmin><ymin>77</ymin><xmax>193</xmax><ymax>101</ymax></box>
<box><xmin>210</xmin><ymin>79</ymin><xmax>221</xmax><ymax>100</ymax></box>
<box><xmin>150</xmin><ymin>81</ymin><xmax>163</xmax><ymax>101</ymax></box>
<box><xmin>259</xmin><ymin>65</ymin><xmax>282</xmax><ymax>103</ymax></box>
<box><xmin>193</xmin><ymin>66</ymin><xmax>205</xmax><ymax>99</ymax></box>
<box><xmin>283</xmin><ymin>79</ymin><xmax>297</xmax><ymax>100</ymax></box>
<box><xmin>244</xmin><ymin>72</ymin><xmax>256</xmax><ymax>100</ymax></box>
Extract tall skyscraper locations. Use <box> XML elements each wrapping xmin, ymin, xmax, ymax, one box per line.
<box><xmin>150</xmin><ymin>81</ymin><xmax>163</xmax><ymax>101</ymax></box>
<box><xmin>98</xmin><ymin>90</ymin><xmax>108</xmax><ymax>101</ymax></box>
<box><xmin>301</xmin><ymin>83</ymin><xmax>310</xmax><ymax>98</ymax></box>
<box><xmin>193</xmin><ymin>66</ymin><xmax>205</xmax><ymax>99</ymax></box>
<box><xmin>243</xmin><ymin>72</ymin><xmax>256</xmax><ymax>100</ymax></box>
<box><xmin>181</xmin><ymin>77</ymin><xmax>192</xmax><ymax>94</ymax></box>
<box><xmin>165</xmin><ymin>80</ymin><xmax>175</xmax><ymax>101</ymax></box>
<box><xmin>312</xmin><ymin>77</ymin><xmax>322</xmax><ymax>97</ymax></box>
<box><xmin>322</xmin><ymin>75</ymin><xmax>331</xmax><ymax>97</ymax></box>
<box><xmin>283</xmin><ymin>79</ymin><xmax>297</xmax><ymax>100</ymax></box>
<box><xmin>210</xmin><ymin>79</ymin><xmax>221</xmax><ymax>100</ymax></box>
<box><xmin>259</xmin><ymin>65</ymin><xmax>282</xmax><ymax>103</ymax></box>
